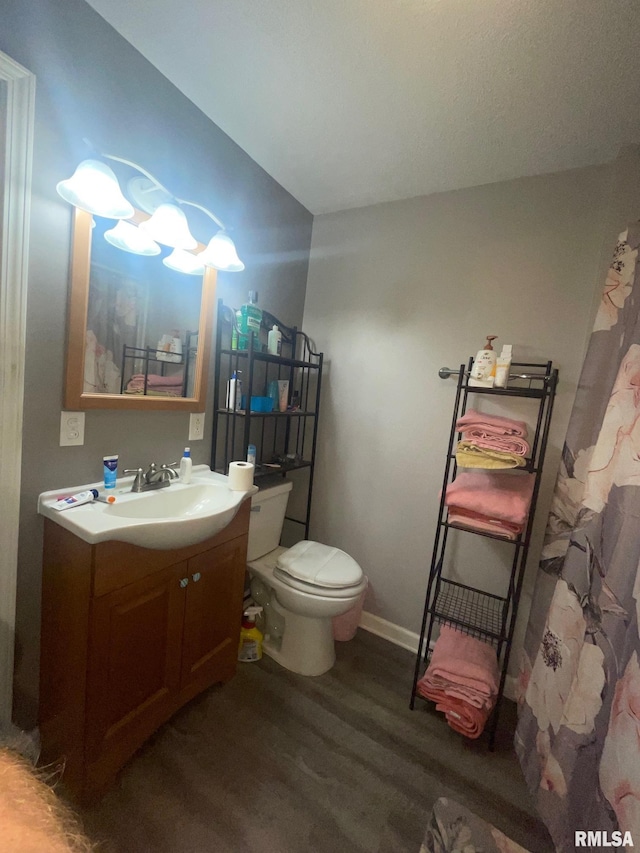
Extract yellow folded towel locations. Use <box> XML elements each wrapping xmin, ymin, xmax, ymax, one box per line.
<box><xmin>455</xmin><ymin>441</ymin><xmax>527</xmax><ymax>469</ymax></box>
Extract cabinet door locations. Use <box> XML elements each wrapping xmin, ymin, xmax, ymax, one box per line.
<box><xmin>85</xmin><ymin>561</ymin><xmax>187</xmax><ymax>766</ymax></box>
<box><xmin>180</xmin><ymin>536</ymin><xmax>247</xmax><ymax>694</ymax></box>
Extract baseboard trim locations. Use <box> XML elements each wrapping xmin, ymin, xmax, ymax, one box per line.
<box><xmin>358</xmin><ymin>611</ymin><xmax>421</xmax><ymax>654</ymax></box>
<box><xmin>358</xmin><ymin>610</ymin><xmax>516</xmax><ymax>701</ymax></box>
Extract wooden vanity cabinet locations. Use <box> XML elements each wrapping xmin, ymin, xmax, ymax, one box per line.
<box><xmin>39</xmin><ymin>499</ymin><xmax>250</xmax><ymax>802</ymax></box>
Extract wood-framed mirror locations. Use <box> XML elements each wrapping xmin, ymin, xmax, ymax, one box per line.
<box><xmin>64</xmin><ymin>208</ymin><xmax>216</xmax><ymax>411</ymax></box>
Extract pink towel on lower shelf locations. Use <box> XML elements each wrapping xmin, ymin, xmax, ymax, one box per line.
<box><xmin>128</xmin><ymin>373</ymin><xmax>184</xmax><ymax>387</ymax></box>
<box><xmin>435</xmin><ymin>696</ymin><xmax>492</xmax><ymax>739</ymax></box>
<box><xmin>455</xmin><ymin>409</ymin><xmax>528</xmax><ymax>437</ymax></box>
<box><xmin>447</xmin><ymin>507</ymin><xmax>522</xmax><ymax>540</ymax></box>
<box><xmin>423</xmin><ymin>625</ymin><xmax>500</xmax><ymax>698</ymax></box>
<box><xmin>445</xmin><ymin>471</ymin><xmax>535</xmax><ymax>527</ymax></box>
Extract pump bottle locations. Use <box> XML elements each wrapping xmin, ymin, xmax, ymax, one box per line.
<box><xmin>469</xmin><ymin>335</ymin><xmax>498</xmax><ymax>387</ymax></box>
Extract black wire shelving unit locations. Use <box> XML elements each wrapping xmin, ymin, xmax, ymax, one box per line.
<box><xmin>410</xmin><ymin>358</ymin><xmax>558</xmax><ymax>748</ymax></box>
<box><xmin>210</xmin><ymin>300</ymin><xmax>323</xmax><ymax>539</ymax></box>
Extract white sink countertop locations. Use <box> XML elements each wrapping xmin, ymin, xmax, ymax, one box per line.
<box><xmin>38</xmin><ymin>465</ymin><xmax>258</xmax><ymax>550</ymax></box>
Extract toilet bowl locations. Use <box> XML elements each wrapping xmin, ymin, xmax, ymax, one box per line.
<box><xmin>247</xmin><ymin>481</ymin><xmax>365</xmax><ymax>676</ymax></box>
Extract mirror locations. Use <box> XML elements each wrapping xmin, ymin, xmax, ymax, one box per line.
<box><xmin>64</xmin><ymin>208</ymin><xmax>216</xmax><ymax>411</ymax></box>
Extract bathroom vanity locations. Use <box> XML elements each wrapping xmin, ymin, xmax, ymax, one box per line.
<box><xmin>39</xmin><ymin>498</ymin><xmax>250</xmax><ymax>802</ymax></box>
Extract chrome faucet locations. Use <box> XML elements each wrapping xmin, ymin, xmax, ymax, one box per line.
<box><xmin>123</xmin><ymin>462</ymin><xmax>179</xmax><ymax>493</ymax></box>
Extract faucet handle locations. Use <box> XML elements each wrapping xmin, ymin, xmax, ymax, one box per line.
<box><xmin>161</xmin><ymin>463</ymin><xmax>179</xmax><ymax>479</ymax></box>
<box><xmin>123</xmin><ymin>467</ymin><xmax>145</xmax><ymax>492</ymax></box>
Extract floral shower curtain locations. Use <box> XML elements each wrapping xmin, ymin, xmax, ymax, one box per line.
<box><xmin>516</xmin><ymin>224</ymin><xmax>640</xmax><ymax>851</ymax></box>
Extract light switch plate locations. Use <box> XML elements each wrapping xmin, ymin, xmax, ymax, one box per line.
<box><xmin>60</xmin><ymin>411</ymin><xmax>85</xmax><ymax>446</ymax></box>
<box><xmin>189</xmin><ymin>412</ymin><xmax>205</xmax><ymax>441</ymax></box>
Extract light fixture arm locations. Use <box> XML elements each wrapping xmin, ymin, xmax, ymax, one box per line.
<box><xmin>87</xmin><ymin>142</ymin><xmax>229</xmax><ymax>232</ymax></box>
<box><xmin>174</xmin><ymin>198</ymin><xmax>226</xmax><ymax>232</ymax></box>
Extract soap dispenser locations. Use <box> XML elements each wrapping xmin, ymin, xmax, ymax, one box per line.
<box><xmin>469</xmin><ymin>335</ymin><xmax>498</xmax><ymax>387</ymax></box>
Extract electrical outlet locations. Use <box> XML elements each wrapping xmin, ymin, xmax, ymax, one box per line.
<box><xmin>189</xmin><ymin>412</ymin><xmax>205</xmax><ymax>441</ymax></box>
<box><xmin>60</xmin><ymin>411</ymin><xmax>85</xmax><ymax>446</ymax></box>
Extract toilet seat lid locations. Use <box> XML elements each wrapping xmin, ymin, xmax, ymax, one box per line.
<box><xmin>276</xmin><ymin>540</ymin><xmax>363</xmax><ymax>589</ymax></box>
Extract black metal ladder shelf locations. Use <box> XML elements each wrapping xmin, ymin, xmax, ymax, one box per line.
<box><xmin>211</xmin><ymin>300</ymin><xmax>323</xmax><ymax>539</ymax></box>
<box><xmin>410</xmin><ymin>358</ymin><xmax>558</xmax><ymax>748</ymax></box>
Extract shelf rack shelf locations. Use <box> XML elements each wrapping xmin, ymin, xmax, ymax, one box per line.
<box><xmin>410</xmin><ymin>358</ymin><xmax>558</xmax><ymax>748</ymax></box>
<box><xmin>211</xmin><ymin>301</ymin><xmax>323</xmax><ymax>537</ymax></box>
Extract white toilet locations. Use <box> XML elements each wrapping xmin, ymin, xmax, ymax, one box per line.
<box><xmin>247</xmin><ymin>481</ymin><xmax>366</xmax><ymax>676</ymax></box>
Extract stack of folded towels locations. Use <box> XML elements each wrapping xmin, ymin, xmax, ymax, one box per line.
<box><xmin>455</xmin><ymin>409</ymin><xmax>530</xmax><ymax>469</ymax></box>
<box><xmin>445</xmin><ymin>470</ymin><xmax>535</xmax><ymax>540</ymax></box>
<box><xmin>416</xmin><ymin>625</ymin><xmax>499</xmax><ymax>739</ymax></box>
<box><xmin>126</xmin><ymin>373</ymin><xmax>185</xmax><ymax>396</ymax></box>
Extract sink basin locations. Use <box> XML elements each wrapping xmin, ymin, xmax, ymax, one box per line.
<box><xmin>38</xmin><ymin>466</ymin><xmax>258</xmax><ymax>550</ymax></box>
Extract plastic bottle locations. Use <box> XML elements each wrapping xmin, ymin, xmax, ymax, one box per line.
<box><xmin>103</xmin><ymin>454</ymin><xmax>118</xmax><ymax>489</ymax></box>
<box><xmin>267</xmin><ymin>324</ymin><xmax>282</xmax><ymax>356</ymax></box>
<box><xmin>179</xmin><ymin>447</ymin><xmax>192</xmax><ymax>483</ymax></box>
<box><xmin>237</xmin><ymin>291</ymin><xmax>262</xmax><ymax>352</ymax></box>
<box><xmin>238</xmin><ymin>606</ymin><xmax>264</xmax><ymax>661</ymax></box>
<box><xmin>469</xmin><ymin>335</ymin><xmax>498</xmax><ymax>387</ymax></box>
<box><xmin>247</xmin><ymin>444</ymin><xmax>256</xmax><ymax>466</ymax></box>
<box><xmin>494</xmin><ymin>345</ymin><xmax>513</xmax><ymax>389</ymax></box>
<box><xmin>226</xmin><ymin>370</ymin><xmax>242</xmax><ymax>411</ymax></box>
<box><xmin>53</xmin><ymin>489</ymin><xmax>99</xmax><ymax>511</ymax></box>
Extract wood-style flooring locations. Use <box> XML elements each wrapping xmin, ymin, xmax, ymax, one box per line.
<box><xmin>80</xmin><ymin>629</ymin><xmax>553</xmax><ymax>853</ymax></box>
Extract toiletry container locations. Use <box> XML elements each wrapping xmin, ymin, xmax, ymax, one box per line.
<box><xmin>247</xmin><ymin>444</ymin><xmax>257</xmax><ymax>466</ymax></box>
<box><xmin>267</xmin><ymin>324</ymin><xmax>282</xmax><ymax>355</ymax></box>
<box><xmin>238</xmin><ymin>606</ymin><xmax>264</xmax><ymax>661</ymax></box>
<box><xmin>494</xmin><ymin>345</ymin><xmax>513</xmax><ymax>388</ymax></box>
<box><xmin>226</xmin><ymin>370</ymin><xmax>242</xmax><ymax>411</ymax></box>
<box><xmin>237</xmin><ymin>291</ymin><xmax>262</xmax><ymax>351</ymax></box>
<box><xmin>179</xmin><ymin>447</ymin><xmax>192</xmax><ymax>483</ymax></box>
<box><xmin>103</xmin><ymin>454</ymin><xmax>118</xmax><ymax>489</ymax></box>
<box><xmin>469</xmin><ymin>336</ymin><xmax>498</xmax><ymax>387</ymax></box>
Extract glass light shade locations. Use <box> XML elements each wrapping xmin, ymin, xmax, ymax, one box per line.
<box><xmin>162</xmin><ymin>248</ymin><xmax>205</xmax><ymax>276</ymax></box>
<box><xmin>199</xmin><ymin>231</ymin><xmax>245</xmax><ymax>272</ymax></box>
<box><xmin>104</xmin><ymin>220</ymin><xmax>161</xmax><ymax>256</ymax></box>
<box><xmin>138</xmin><ymin>203</ymin><xmax>198</xmax><ymax>250</ymax></box>
<box><xmin>56</xmin><ymin>159</ymin><xmax>134</xmax><ymax>219</ymax></box>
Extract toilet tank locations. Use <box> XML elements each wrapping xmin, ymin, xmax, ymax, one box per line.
<box><xmin>247</xmin><ymin>480</ymin><xmax>293</xmax><ymax>561</ymax></box>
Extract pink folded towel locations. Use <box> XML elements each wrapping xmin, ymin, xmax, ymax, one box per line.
<box><xmin>129</xmin><ymin>373</ymin><xmax>184</xmax><ymax>387</ymax></box>
<box><xmin>455</xmin><ymin>409</ymin><xmax>528</xmax><ymax>437</ymax></box>
<box><xmin>447</xmin><ymin>507</ymin><xmax>521</xmax><ymax>540</ymax></box>
<box><xmin>416</xmin><ymin>669</ymin><xmax>494</xmax><ymax>739</ymax></box>
<box><xmin>423</xmin><ymin>625</ymin><xmax>499</xmax><ymax>698</ymax></box>
<box><xmin>435</xmin><ymin>696</ymin><xmax>492</xmax><ymax>739</ymax></box>
<box><xmin>445</xmin><ymin>471</ymin><xmax>535</xmax><ymax>527</ymax></box>
<box><xmin>460</xmin><ymin>434</ymin><xmax>530</xmax><ymax>457</ymax></box>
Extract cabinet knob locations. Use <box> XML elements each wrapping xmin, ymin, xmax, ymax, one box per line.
<box><xmin>192</xmin><ymin>572</ymin><xmax>201</xmax><ymax>583</ymax></box>
<box><xmin>179</xmin><ymin>577</ymin><xmax>189</xmax><ymax>588</ymax></box>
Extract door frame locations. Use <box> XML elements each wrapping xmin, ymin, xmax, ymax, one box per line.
<box><xmin>0</xmin><ymin>51</ymin><xmax>35</xmax><ymax>722</ymax></box>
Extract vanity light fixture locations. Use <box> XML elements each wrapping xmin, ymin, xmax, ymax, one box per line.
<box><xmin>138</xmin><ymin>203</ymin><xmax>198</xmax><ymax>251</ymax></box>
<box><xmin>104</xmin><ymin>220</ymin><xmax>161</xmax><ymax>256</ymax></box>
<box><xmin>56</xmin><ymin>146</ymin><xmax>245</xmax><ymax>272</ymax></box>
<box><xmin>162</xmin><ymin>247</ymin><xmax>205</xmax><ymax>276</ymax></box>
<box><xmin>56</xmin><ymin>159</ymin><xmax>134</xmax><ymax>219</ymax></box>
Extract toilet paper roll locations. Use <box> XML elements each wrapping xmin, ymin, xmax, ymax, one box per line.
<box><xmin>228</xmin><ymin>460</ymin><xmax>255</xmax><ymax>491</ymax></box>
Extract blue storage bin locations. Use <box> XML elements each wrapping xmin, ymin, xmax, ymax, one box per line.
<box><xmin>249</xmin><ymin>396</ymin><xmax>274</xmax><ymax>412</ymax></box>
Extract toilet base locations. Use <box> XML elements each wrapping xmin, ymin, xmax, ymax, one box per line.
<box><xmin>263</xmin><ymin>605</ymin><xmax>336</xmax><ymax>677</ymax></box>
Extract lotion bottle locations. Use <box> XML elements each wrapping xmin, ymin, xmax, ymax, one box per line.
<box><xmin>179</xmin><ymin>447</ymin><xmax>192</xmax><ymax>483</ymax></box>
<box><xmin>469</xmin><ymin>335</ymin><xmax>498</xmax><ymax>387</ymax></box>
<box><xmin>494</xmin><ymin>345</ymin><xmax>513</xmax><ymax>389</ymax></box>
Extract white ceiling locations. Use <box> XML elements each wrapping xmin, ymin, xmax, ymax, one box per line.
<box><xmin>85</xmin><ymin>0</ymin><xmax>640</xmax><ymax>215</ymax></box>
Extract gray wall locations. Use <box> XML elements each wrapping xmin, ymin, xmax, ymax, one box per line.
<box><xmin>302</xmin><ymin>162</ymin><xmax>630</xmax><ymax>680</ymax></box>
<box><xmin>1</xmin><ymin>0</ymin><xmax>313</xmax><ymax>725</ymax></box>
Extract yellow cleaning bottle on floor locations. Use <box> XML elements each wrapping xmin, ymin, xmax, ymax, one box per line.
<box><xmin>238</xmin><ymin>605</ymin><xmax>264</xmax><ymax>662</ymax></box>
